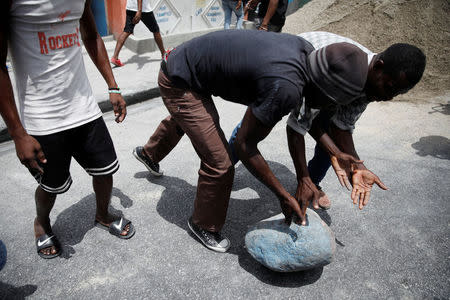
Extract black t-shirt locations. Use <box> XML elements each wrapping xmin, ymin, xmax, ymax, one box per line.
<box><xmin>258</xmin><ymin>0</ymin><xmax>288</xmax><ymax>26</ymax></box>
<box><xmin>166</xmin><ymin>30</ymin><xmax>314</xmax><ymax>126</ymax></box>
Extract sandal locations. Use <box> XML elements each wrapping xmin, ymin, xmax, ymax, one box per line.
<box><xmin>95</xmin><ymin>217</ymin><xmax>135</xmax><ymax>239</ymax></box>
<box><xmin>36</xmin><ymin>234</ymin><xmax>61</xmax><ymax>259</ymax></box>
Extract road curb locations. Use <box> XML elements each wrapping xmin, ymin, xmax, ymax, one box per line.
<box><xmin>0</xmin><ymin>87</ymin><xmax>161</xmax><ymax>143</ymax></box>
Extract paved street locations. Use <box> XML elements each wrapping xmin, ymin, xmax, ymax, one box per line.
<box><xmin>0</xmin><ymin>96</ymin><xmax>449</xmax><ymax>299</ymax></box>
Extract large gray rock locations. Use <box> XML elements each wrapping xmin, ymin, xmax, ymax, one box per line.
<box><xmin>245</xmin><ymin>209</ymin><xmax>335</xmax><ymax>272</ymax></box>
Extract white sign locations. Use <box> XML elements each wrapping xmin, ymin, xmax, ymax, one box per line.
<box><xmin>203</xmin><ymin>0</ymin><xmax>224</xmax><ymax>28</ymax></box>
<box><xmin>154</xmin><ymin>0</ymin><xmax>181</xmax><ymax>35</ymax></box>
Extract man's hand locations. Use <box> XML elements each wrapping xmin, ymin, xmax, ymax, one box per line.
<box><xmin>291</xmin><ymin>177</ymin><xmax>320</xmax><ymax>224</ymax></box>
<box><xmin>13</xmin><ymin>134</ymin><xmax>46</xmax><ymax>175</ymax></box>
<box><xmin>280</xmin><ymin>193</ymin><xmax>306</xmax><ymax>226</ymax></box>
<box><xmin>235</xmin><ymin>0</ymin><xmax>242</xmax><ymax>10</ymax></box>
<box><xmin>351</xmin><ymin>169</ymin><xmax>388</xmax><ymax>209</ymax></box>
<box><xmin>110</xmin><ymin>93</ymin><xmax>127</xmax><ymax>123</ymax></box>
<box><xmin>132</xmin><ymin>11</ymin><xmax>142</xmax><ymax>24</ymax></box>
<box><xmin>244</xmin><ymin>0</ymin><xmax>259</xmax><ymax>14</ymax></box>
<box><xmin>330</xmin><ymin>152</ymin><xmax>363</xmax><ymax>190</ymax></box>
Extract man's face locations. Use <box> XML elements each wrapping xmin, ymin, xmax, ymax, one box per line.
<box><xmin>365</xmin><ymin>62</ymin><xmax>412</xmax><ymax>102</ymax></box>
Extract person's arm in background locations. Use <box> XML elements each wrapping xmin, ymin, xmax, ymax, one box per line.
<box><xmin>133</xmin><ymin>0</ymin><xmax>142</xmax><ymax>24</ymax></box>
<box><xmin>236</xmin><ymin>107</ymin><xmax>308</xmax><ymax>225</ymax></box>
<box><xmin>0</xmin><ymin>0</ymin><xmax>47</xmax><ymax>174</ymax></box>
<box><xmin>80</xmin><ymin>0</ymin><xmax>127</xmax><ymax>123</ymax></box>
<box><xmin>259</xmin><ymin>0</ymin><xmax>278</xmax><ymax>31</ymax></box>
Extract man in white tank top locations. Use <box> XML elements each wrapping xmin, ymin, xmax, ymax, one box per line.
<box><xmin>0</xmin><ymin>0</ymin><xmax>135</xmax><ymax>259</ymax></box>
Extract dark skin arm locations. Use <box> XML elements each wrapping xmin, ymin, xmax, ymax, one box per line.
<box><xmin>80</xmin><ymin>0</ymin><xmax>126</xmax><ymax>122</ymax></box>
<box><xmin>260</xmin><ymin>0</ymin><xmax>279</xmax><ymax>31</ymax></box>
<box><xmin>0</xmin><ymin>0</ymin><xmax>46</xmax><ymax>174</ymax></box>
<box><xmin>286</xmin><ymin>125</ymin><xmax>320</xmax><ymax>211</ymax></box>
<box><xmin>235</xmin><ymin>107</ymin><xmax>306</xmax><ymax>225</ymax></box>
<box><xmin>132</xmin><ymin>0</ymin><xmax>142</xmax><ymax>24</ymax></box>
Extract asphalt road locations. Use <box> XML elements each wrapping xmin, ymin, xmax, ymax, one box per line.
<box><xmin>0</xmin><ymin>97</ymin><xmax>449</xmax><ymax>299</ymax></box>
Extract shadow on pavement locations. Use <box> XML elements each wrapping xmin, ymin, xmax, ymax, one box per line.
<box><xmin>123</xmin><ymin>54</ymin><xmax>161</xmax><ymax>70</ymax></box>
<box><xmin>411</xmin><ymin>135</ymin><xmax>450</xmax><ymax>160</ymax></box>
<box><xmin>0</xmin><ymin>282</ymin><xmax>37</xmax><ymax>299</ymax></box>
<box><xmin>51</xmin><ymin>188</ymin><xmax>133</xmax><ymax>259</ymax></box>
<box><xmin>428</xmin><ymin>102</ymin><xmax>450</xmax><ymax>115</ymax></box>
<box><xmin>138</xmin><ymin>160</ymin><xmax>328</xmax><ymax>286</ymax></box>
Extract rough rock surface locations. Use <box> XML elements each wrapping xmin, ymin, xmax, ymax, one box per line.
<box><xmin>245</xmin><ymin>209</ymin><xmax>336</xmax><ymax>272</ymax></box>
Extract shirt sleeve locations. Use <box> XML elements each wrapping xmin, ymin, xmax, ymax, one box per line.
<box><xmin>330</xmin><ymin>97</ymin><xmax>369</xmax><ymax>132</ymax></box>
<box><xmin>250</xmin><ymin>79</ymin><xmax>302</xmax><ymax>127</ymax></box>
<box><xmin>286</xmin><ymin>98</ymin><xmax>321</xmax><ymax>135</ymax></box>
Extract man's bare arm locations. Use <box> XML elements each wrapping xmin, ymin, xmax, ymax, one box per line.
<box><xmin>80</xmin><ymin>0</ymin><xmax>127</xmax><ymax>122</ymax></box>
<box><xmin>235</xmin><ymin>107</ymin><xmax>306</xmax><ymax>224</ymax></box>
<box><xmin>0</xmin><ymin>1</ymin><xmax>46</xmax><ymax>173</ymax></box>
<box><xmin>260</xmin><ymin>0</ymin><xmax>279</xmax><ymax>30</ymax></box>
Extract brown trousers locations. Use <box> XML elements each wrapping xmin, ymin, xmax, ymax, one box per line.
<box><xmin>146</xmin><ymin>70</ymin><xmax>235</xmax><ymax>232</ymax></box>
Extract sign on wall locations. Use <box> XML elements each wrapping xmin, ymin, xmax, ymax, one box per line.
<box><xmin>153</xmin><ymin>0</ymin><xmax>181</xmax><ymax>35</ymax></box>
<box><xmin>202</xmin><ymin>0</ymin><xmax>224</xmax><ymax>28</ymax></box>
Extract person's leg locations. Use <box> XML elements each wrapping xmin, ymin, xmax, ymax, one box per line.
<box><xmin>144</xmin><ymin>115</ymin><xmax>184</xmax><ymax>163</ymax></box>
<box><xmin>153</xmin><ymin>32</ymin><xmax>165</xmax><ymax>57</ymax></box>
<box><xmin>141</xmin><ymin>12</ymin><xmax>165</xmax><ymax>56</ymax></box>
<box><xmin>233</xmin><ymin>1</ymin><xmax>244</xmax><ymax>29</ymax></box>
<box><xmin>307</xmin><ymin>144</ymin><xmax>331</xmax><ymax>185</ymax></box>
<box><xmin>112</xmin><ymin>31</ymin><xmax>132</xmax><ymax>60</ymax></box>
<box><xmin>111</xmin><ymin>10</ymin><xmax>135</xmax><ymax>66</ymax></box>
<box><xmin>72</xmin><ymin>118</ymin><xmax>132</xmax><ymax>237</ymax></box>
<box><xmin>222</xmin><ymin>0</ymin><xmax>232</xmax><ymax>29</ymax></box>
<box><xmin>158</xmin><ymin>70</ymin><xmax>234</xmax><ymax>233</ymax></box>
<box><xmin>34</xmin><ymin>187</ymin><xmax>57</xmax><ymax>256</ymax></box>
<box><xmin>31</xmin><ymin>131</ymin><xmax>74</xmax><ymax>258</ymax></box>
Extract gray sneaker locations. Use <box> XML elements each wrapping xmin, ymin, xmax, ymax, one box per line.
<box><xmin>188</xmin><ymin>217</ymin><xmax>230</xmax><ymax>253</ymax></box>
<box><xmin>133</xmin><ymin>146</ymin><xmax>163</xmax><ymax>176</ymax></box>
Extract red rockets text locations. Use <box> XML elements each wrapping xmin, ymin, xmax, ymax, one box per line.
<box><xmin>38</xmin><ymin>28</ymin><xmax>80</xmax><ymax>54</ymax></box>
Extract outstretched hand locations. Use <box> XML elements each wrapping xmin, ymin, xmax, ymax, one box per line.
<box><xmin>351</xmin><ymin>169</ymin><xmax>388</xmax><ymax>209</ymax></box>
<box><xmin>14</xmin><ymin>134</ymin><xmax>46</xmax><ymax>175</ymax></box>
<box><xmin>330</xmin><ymin>152</ymin><xmax>363</xmax><ymax>190</ymax></box>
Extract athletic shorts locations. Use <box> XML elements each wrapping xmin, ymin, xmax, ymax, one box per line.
<box><xmin>124</xmin><ymin>10</ymin><xmax>160</xmax><ymax>34</ymax></box>
<box><xmin>30</xmin><ymin>117</ymin><xmax>119</xmax><ymax>194</ymax></box>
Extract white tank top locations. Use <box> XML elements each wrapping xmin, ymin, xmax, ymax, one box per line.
<box><xmin>126</xmin><ymin>0</ymin><xmax>153</xmax><ymax>12</ymax></box>
<box><xmin>9</xmin><ymin>0</ymin><xmax>102</xmax><ymax>136</ymax></box>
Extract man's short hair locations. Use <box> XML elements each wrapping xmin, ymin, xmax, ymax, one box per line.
<box><xmin>379</xmin><ymin>43</ymin><xmax>426</xmax><ymax>87</ymax></box>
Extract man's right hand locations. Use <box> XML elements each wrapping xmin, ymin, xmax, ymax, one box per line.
<box><xmin>281</xmin><ymin>177</ymin><xmax>319</xmax><ymax>225</ymax></box>
<box><xmin>132</xmin><ymin>11</ymin><xmax>142</xmax><ymax>24</ymax></box>
<box><xmin>13</xmin><ymin>134</ymin><xmax>46</xmax><ymax>175</ymax></box>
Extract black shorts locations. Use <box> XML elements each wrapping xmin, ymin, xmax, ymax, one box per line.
<box><xmin>30</xmin><ymin>117</ymin><xmax>119</xmax><ymax>194</ymax></box>
<box><xmin>124</xmin><ymin>10</ymin><xmax>160</xmax><ymax>34</ymax></box>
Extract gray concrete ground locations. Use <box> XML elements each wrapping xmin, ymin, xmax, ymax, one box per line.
<box><xmin>0</xmin><ymin>92</ymin><xmax>449</xmax><ymax>298</ymax></box>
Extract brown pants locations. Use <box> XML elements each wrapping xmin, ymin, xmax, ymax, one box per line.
<box><xmin>146</xmin><ymin>70</ymin><xmax>235</xmax><ymax>232</ymax></box>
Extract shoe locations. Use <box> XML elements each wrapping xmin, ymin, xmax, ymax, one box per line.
<box><xmin>316</xmin><ymin>185</ymin><xmax>331</xmax><ymax>210</ymax></box>
<box><xmin>36</xmin><ymin>233</ymin><xmax>61</xmax><ymax>259</ymax></box>
<box><xmin>133</xmin><ymin>146</ymin><xmax>163</xmax><ymax>176</ymax></box>
<box><xmin>110</xmin><ymin>57</ymin><xmax>124</xmax><ymax>67</ymax></box>
<box><xmin>188</xmin><ymin>217</ymin><xmax>230</xmax><ymax>253</ymax></box>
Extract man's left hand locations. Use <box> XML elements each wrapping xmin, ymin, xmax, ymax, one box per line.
<box><xmin>110</xmin><ymin>93</ymin><xmax>127</xmax><ymax>123</ymax></box>
<box><xmin>351</xmin><ymin>169</ymin><xmax>388</xmax><ymax>209</ymax></box>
